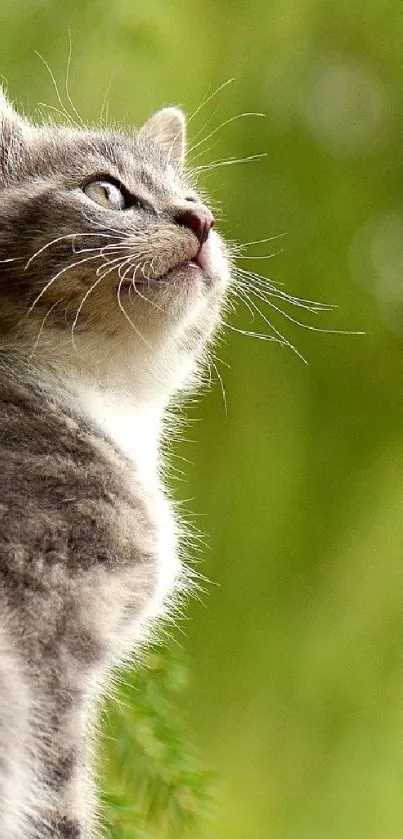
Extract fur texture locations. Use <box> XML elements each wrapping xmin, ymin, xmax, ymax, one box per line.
<box><xmin>0</xmin><ymin>87</ymin><xmax>231</xmax><ymax>837</ymax></box>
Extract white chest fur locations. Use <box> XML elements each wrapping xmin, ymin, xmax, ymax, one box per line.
<box><xmin>72</xmin><ymin>384</ymin><xmax>181</xmax><ymax>629</ymax></box>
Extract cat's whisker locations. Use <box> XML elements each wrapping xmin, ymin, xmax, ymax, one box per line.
<box><xmin>224</xmin><ymin>321</ymin><xmax>290</xmax><ymax>349</ymax></box>
<box><xmin>243</xmin><ymin>281</ymin><xmax>362</xmax><ymax>336</ymax></box>
<box><xmin>241</xmin><ymin>280</ymin><xmax>330</xmax><ymax>314</ymax></box>
<box><xmin>237</xmin><ymin>266</ymin><xmax>334</xmax><ymax>311</ymax></box>
<box><xmin>98</xmin><ymin>254</ymin><xmax>139</xmax><ymax>283</ymax></box>
<box><xmin>234</xmin><ymin>234</ymin><xmax>288</xmax><ymax>251</ymax></box>
<box><xmin>116</xmin><ymin>275</ymin><xmax>152</xmax><ymax>349</ymax></box>
<box><xmin>210</xmin><ymin>357</ymin><xmax>227</xmax><ymax>418</ymax></box>
<box><xmin>25</xmin><ymin>233</ymin><xmax>122</xmax><ymax>270</ymax></box>
<box><xmin>129</xmin><ymin>262</ymin><xmax>165</xmax><ymax>313</ymax></box>
<box><xmin>28</xmin><ymin>253</ymin><xmax>106</xmax><ymax>313</ymax></box>
<box><xmin>239</xmin><ymin>277</ymin><xmax>330</xmax><ymax>314</ymax></box>
<box><xmin>230</xmin><ymin>283</ymin><xmax>257</xmax><ymax>322</ymax></box>
<box><xmin>128</xmin><ymin>261</ymin><xmax>153</xmax><ymax>301</ymax></box>
<box><xmin>238</xmin><ymin>266</ymin><xmax>334</xmax><ymax>309</ymax></box>
<box><xmin>117</xmin><ymin>253</ymin><xmax>150</xmax><ymax>279</ymax></box>
<box><xmin>203</xmin><ymin>356</ymin><xmax>213</xmax><ymax>389</ymax></box>
<box><xmin>234</xmin><ymin>284</ymin><xmax>308</xmax><ymax>363</ymax></box>
<box><xmin>79</xmin><ymin>214</ymin><xmax>133</xmax><ymax>238</ymax></box>
<box><xmin>237</xmin><ymin>250</ymin><xmax>284</xmax><ymax>261</ymax></box>
<box><xmin>29</xmin><ymin>299</ymin><xmax>62</xmax><ymax>359</ymax></box>
<box><xmin>140</xmin><ymin>257</ymin><xmax>160</xmax><ymax>291</ymax></box>
<box><xmin>72</xmin><ymin>242</ymin><xmax>131</xmax><ymax>256</ymax></box>
<box><xmin>95</xmin><ymin>252</ymin><xmax>142</xmax><ymax>278</ymax></box>
<box><xmin>71</xmin><ymin>273</ymin><xmax>107</xmax><ymax>351</ymax></box>
<box><xmin>95</xmin><ymin>251</ymin><xmax>152</xmax><ymax>284</ymax></box>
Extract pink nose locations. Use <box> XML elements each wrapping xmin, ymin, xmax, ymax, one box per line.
<box><xmin>175</xmin><ymin>203</ymin><xmax>214</xmax><ymax>245</ymax></box>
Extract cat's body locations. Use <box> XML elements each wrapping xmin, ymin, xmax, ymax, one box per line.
<box><xmin>0</xmin><ymin>89</ymin><xmax>230</xmax><ymax>837</ymax></box>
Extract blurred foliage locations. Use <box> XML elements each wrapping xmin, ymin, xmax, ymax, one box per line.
<box><xmin>100</xmin><ymin>647</ymin><xmax>214</xmax><ymax>838</ymax></box>
<box><xmin>2</xmin><ymin>1</ymin><xmax>403</xmax><ymax>837</ymax></box>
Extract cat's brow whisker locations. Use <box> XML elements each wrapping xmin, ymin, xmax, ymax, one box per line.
<box><xmin>193</xmin><ymin>152</ymin><xmax>267</xmax><ymax>173</ymax></box>
<box><xmin>65</xmin><ymin>32</ymin><xmax>86</xmax><ymax>130</ymax></box>
<box><xmin>38</xmin><ymin>102</ymin><xmax>75</xmax><ymax>124</ymax></box>
<box><xmin>99</xmin><ymin>73</ymin><xmax>114</xmax><ymax>126</ymax></box>
<box><xmin>187</xmin><ymin>78</ymin><xmax>235</xmax><ymax>127</ymax></box>
<box><xmin>187</xmin><ymin>143</ymin><xmax>217</xmax><ymax>167</ymax></box>
<box><xmin>187</xmin><ymin>112</ymin><xmax>265</xmax><ymax>159</ymax></box>
<box><xmin>186</xmin><ymin>106</ymin><xmax>219</xmax><ymax>154</ymax></box>
<box><xmin>35</xmin><ymin>51</ymin><xmax>81</xmax><ymax>130</ymax></box>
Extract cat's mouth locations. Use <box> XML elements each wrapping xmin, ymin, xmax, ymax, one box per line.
<box><xmin>116</xmin><ymin>241</ymin><xmax>212</xmax><ymax>291</ymax></box>
<box><xmin>115</xmin><ymin>259</ymin><xmax>201</xmax><ymax>291</ymax></box>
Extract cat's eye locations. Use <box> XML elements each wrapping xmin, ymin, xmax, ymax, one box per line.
<box><xmin>83</xmin><ymin>180</ymin><xmax>127</xmax><ymax>210</ymax></box>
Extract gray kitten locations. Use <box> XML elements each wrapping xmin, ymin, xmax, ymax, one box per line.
<box><xmin>0</xmin><ymin>88</ymin><xmax>230</xmax><ymax>838</ymax></box>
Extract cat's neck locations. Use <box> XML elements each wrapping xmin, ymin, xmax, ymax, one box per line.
<box><xmin>72</xmin><ymin>380</ymin><xmax>163</xmax><ymax>488</ymax></box>
<box><xmin>6</xmin><ymin>348</ymin><xmax>166</xmax><ymax>489</ymax></box>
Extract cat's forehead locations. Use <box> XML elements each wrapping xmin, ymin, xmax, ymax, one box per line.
<box><xmin>27</xmin><ymin>125</ymin><xmax>185</xmax><ymax>200</ymax></box>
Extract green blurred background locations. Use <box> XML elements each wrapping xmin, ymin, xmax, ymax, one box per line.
<box><xmin>2</xmin><ymin>1</ymin><xmax>403</xmax><ymax>836</ymax></box>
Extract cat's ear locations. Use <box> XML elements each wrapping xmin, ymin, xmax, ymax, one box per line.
<box><xmin>0</xmin><ymin>88</ymin><xmax>28</xmax><ymax>181</ymax></box>
<box><xmin>139</xmin><ymin>107</ymin><xmax>186</xmax><ymax>169</ymax></box>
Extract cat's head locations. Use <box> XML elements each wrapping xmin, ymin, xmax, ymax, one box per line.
<box><xmin>0</xmin><ymin>88</ymin><xmax>230</xmax><ymax>403</ymax></box>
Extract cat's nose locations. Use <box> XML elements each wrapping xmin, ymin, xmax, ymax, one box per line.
<box><xmin>174</xmin><ymin>202</ymin><xmax>214</xmax><ymax>245</ymax></box>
